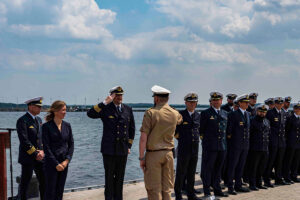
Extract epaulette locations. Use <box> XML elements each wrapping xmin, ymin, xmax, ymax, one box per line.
<box><xmin>170</xmin><ymin>106</ymin><xmax>179</xmax><ymax>112</ymax></box>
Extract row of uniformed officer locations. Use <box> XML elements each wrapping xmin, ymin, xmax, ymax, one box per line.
<box><xmin>87</xmin><ymin>86</ymin><xmax>135</xmax><ymax>200</ymax></box>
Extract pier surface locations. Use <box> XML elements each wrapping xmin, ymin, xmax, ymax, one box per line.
<box><xmin>64</xmin><ymin>176</ymin><xmax>300</xmax><ymax>200</ymax></box>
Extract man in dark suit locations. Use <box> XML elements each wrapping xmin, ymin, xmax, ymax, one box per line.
<box><xmin>226</xmin><ymin>94</ymin><xmax>251</xmax><ymax>195</ymax></box>
<box><xmin>263</xmin><ymin>97</ymin><xmax>289</xmax><ymax>187</ymax></box>
<box><xmin>282</xmin><ymin>102</ymin><xmax>300</xmax><ymax>183</ymax></box>
<box><xmin>221</xmin><ymin>94</ymin><xmax>237</xmax><ymax>112</ymax></box>
<box><xmin>265</xmin><ymin>98</ymin><xmax>275</xmax><ymax>110</ymax></box>
<box><xmin>247</xmin><ymin>93</ymin><xmax>258</xmax><ymax>116</ymax></box>
<box><xmin>248</xmin><ymin>105</ymin><xmax>270</xmax><ymax>190</ymax></box>
<box><xmin>87</xmin><ymin>86</ymin><xmax>135</xmax><ymax>200</ymax></box>
<box><xmin>174</xmin><ymin>93</ymin><xmax>200</xmax><ymax>200</ymax></box>
<box><xmin>282</xmin><ymin>96</ymin><xmax>292</xmax><ymax>117</ymax></box>
<box><xmin>16</xmin><ymin>97</ymin><xmax>45</xmax><ymax>200</ymax></box>
<box><xmin>200</xmin><ymin>92</ymin><xmax>228</xmax><ymax>198</ymax></box>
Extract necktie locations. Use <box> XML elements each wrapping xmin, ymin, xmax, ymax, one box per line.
<box><xmin>117</xmin><ymin>105</ymin><xmax>121</xmax><ymax>113</ymax></box>
<box><xmin>34</xmin><ymin>117</ymin><xmax>39</xmax><ymax>130</ymax></box>
<box><xmin>217</xmin><ymin>110</ymin><xmax>220</xmax><ymax>115</ymax></box>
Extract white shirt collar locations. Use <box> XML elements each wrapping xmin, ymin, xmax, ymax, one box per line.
<box><xmin>275</xmin><ymin>108</ymin><xmax>281</xmax><ymax>113</ymax></box>
<box><xmin>294</xmin><ymin>113</ymin><xmax>300</xmax><ymax>118</ymax></box>
<box><xmin>27</xmin><ymin>111</ymin><xmax>36</xmax><ymax>119</ymax></box>
<box><xmin>212</xmin><ymin>106</ymin><xmax>220</xmax><ymax>114</ymax></box>
<box><xmin>283</xmin><ymin>108</ymin><xmax>289</xmax><ymax>113</ymax></box>
<box><xmin>239</xmin><ymin>108</ymin><xmax>246</xmax><ymax>115</ymax></box>
<box><xmin>188</xmin><ymin>110</ymin><xmax>195</xmax><ymax>116</ymax></box>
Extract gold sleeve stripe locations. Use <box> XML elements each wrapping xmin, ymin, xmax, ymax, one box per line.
<box><xmin>128</xmin><ymin>139</ymin><xmax>133</xmax><ymax>144</ymax></box>
<box><xmin>93</xmin><ymin>105</ymin><xmax>102</xmax><ymax>113</ymax></box>
<box><xmin>27</xmin><ymin>146</ymin><xmax>36</xmax><ymax>155</ymax></box>
<box><xmin>174</xmin><ymin>133</ymin><xmax>179</xmax><ymax>139</ymax></box>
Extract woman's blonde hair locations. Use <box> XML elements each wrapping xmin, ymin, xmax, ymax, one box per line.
<box><xmin>45</xmin><ymin>100</ymin><xmax>66</xmax><ymax>122</ymax></box>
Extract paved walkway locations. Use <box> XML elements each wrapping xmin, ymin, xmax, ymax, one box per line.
<box><xmin>64</xmin><ymin>176</ymin><xmax>300</xmax><ymax>200</ymax></box>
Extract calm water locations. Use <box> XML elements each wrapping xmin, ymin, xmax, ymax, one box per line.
<box><xmin>1</xmin><ymin>111</ymin><xmax>202</xmax><ymax>196</ymax></box>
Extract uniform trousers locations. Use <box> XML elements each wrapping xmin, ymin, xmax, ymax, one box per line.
<box><xmin>264</xmin><ymin>146</ymin><xmax>285</xmax><ymax>182</ymax></box>
<box><xmin>144</xmin><ymin>150</ymin><xmax>174</xmax><ymax>200</ymax></box>
<box><xmin>227</xmin><ymin>148</ymin><xmax>248</xmax><ymax>189</ymax></box>
<box><xmin>174</xmin><ymin>152</ymin><xmax>198</xmax><ymax>198</ymax></box>
<box><xmin>283</xmin><ymin>147</ymin><xmax>300</xmax><ymax>180</ymax></box>
<box><xmin>102</xmin><ymin>154</ymin><xmax>128</xmax><ymax>200</ymax></box>
<box><xmin>44</xmin><ymin>164</ymin><xmax>68</xmax><ymax>200</ymax></box>
<box><xmin>19</xmin><ymin>161</ymin><xmax>45</xmax><ymax>200</ymax></box>
<box><xmin>201</xmin><ymin>150</ymin><xmax>226</xmax><ymax>195</ymax></box>
<box><xmin>247</xmin><ymin>151</ymin><xmax>268</xmax><ymax>187</ymax></box>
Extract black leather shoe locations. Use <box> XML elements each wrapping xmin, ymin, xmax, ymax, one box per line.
<box><xmin>249</xmin><ymin>186</ymin><xmax>259</xmax><ymax>191</ymax></box>
<box><xmin>214</xmin><ymin>190</ymin><xmax>228</xmax><ymax>197</ymax></box>
<box><xmin>235</xmin><ymin>187</ymin><xmax>250</xmax><ymax>192</ymax></box>
<box><xmin>228</xmin><ymin>189</ymin><xmax>237</xmax><ymax>195</ymax></box>
<box><xmin>284</xmin><ymin>179</ymin><xmax>294</xmax><ymax>184</ymax></box>
<box><xmin>275</xmin><ymin>179</ymin><xmax>290</xmax><ymax>185</ymax></box>
<box><xmin>194</xmin><ymin>188</ymin><xmax>202</xmax><ymax>194</ymax></box>
<box><xmin>292</xmin><ymin>178</ymin><xmax>300</xmax><ymax>183</ymax></box>
<box><xmin>264</xmin><ymin>182</ymin><xmax>274</xmax><ymax>188</ymax></box>
<box><xmin>257</xmin><ymin>185</ymin><xmax>268</xmax><ymax>189</ymax></box>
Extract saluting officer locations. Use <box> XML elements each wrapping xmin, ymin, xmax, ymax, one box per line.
<box><xmin>282</xmin><ymin>102</ymin><xmax>300</xmax><ymax>183</ymax></box>
<box><xmin>16</xmin><ymin>97</ymin><xmax>45</xmax><ymax>200</ymax></box>
<box><xmin>247</xmin><ymin>93</ymin><xmax>258</xmax><ymax>116</ymax></box>
<box><xmin>282</xmin><ymin>96</ymin><xmax>292</xmax><ymax>117</ymax></box>
<box><xmin>263</xmin><ymin>97</ymin><xmax>289</xmax><ymax>187</ymax></box>
<box><xmin>221</xmin><ymin>94</ymin><xmax>237</xmax><ymax>112</ymax></box>
<box><xmin>264</xmin><ymin>98</ymin><xmax>275</xmax><ymax>110</ymax></box>
<box><xmin>248</xmin><ymin>105</ymin><xmax>270</xmax><ymax>190</ymax></box>
<box><xmin>87</xmin><ymin>86</ymin><xmax>135</xmax><ymax>200</ymax></box>
<box><xmin>174</xmin><ymin>93</ymin><xmax>200</xmax><ymax>200</ymax></box>
<box><xmin>226</xmin><ymin>94</ymin><xmax>251</xmax><ymax>195</ymax></box>
<box><xmin>139</xmin><ymin>85</ymin><xmax>182</xmax><ymax>200</ymax></box>
<box><xmin>200</xmin><ymin>92</ymin><xmax>228</xmax><ymax>198</ymax></box>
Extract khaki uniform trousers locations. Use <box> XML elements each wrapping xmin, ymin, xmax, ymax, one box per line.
<box><xmin>144</xmin><ymin>150</ymin><xmax>174</xmax><ymax>200</ymax></box>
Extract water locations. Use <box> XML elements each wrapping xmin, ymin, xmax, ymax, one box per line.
<box><xmin>0</xmin><ymin>111</ymin><xmax>202</xmax><ymax>196</ymax></box>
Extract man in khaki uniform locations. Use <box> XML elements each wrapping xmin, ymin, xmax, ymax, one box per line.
<box><xmin>139</xmin><ymin>85</ymin><xmax>182</xmax><ymax>200</ymax></box>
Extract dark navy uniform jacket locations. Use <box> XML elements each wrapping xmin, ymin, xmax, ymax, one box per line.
<box><xmin>16</xmin><ymin>112</ymin><xmax>43</xmax><ymax>165</ymax></box>
<box><xmin>175</xmin><ymin>109</ymin><xmax>200</xmax><ymax>156</ymax></box>
<box><xmin>87</xmin><ymin>102</ymin><xmax>135</xmax><ymax>156</ymax></box>
<box><xmin>266</xmin><ymin>108</ymin><xmax>287</xmax><ymax>148</ymax></box>
<box><xmin>42</xmin><ymin>120</ymin><xmax>74</xmax><ymax>168</ymax></box>
<box><xmin>249</xmin><ymin>116</ymin><xmax>270</xmax><ymax>152</ymax></box>
<box><xmin>285</xmin><ymin>114</ymin><xmax>300</xmax><ymax>149</ymax></box>
<box><xmin>200</xmin><ymin>107</ymin><xmax>228</xmax><ymax>151</ymax></box>
<box><xmin>221</xmin><ymin>103</ymin><xmax>233</xmax><ymax>113</ymax></box>
<box><xmin>227</xmin><ymin>109</ymin><xmax>250</xmax><ymax>150</ymax></box>
<box><xmin>247</xmin><ymin>106</ymin><xmax>256</xmax><ymax>116</ymax></box>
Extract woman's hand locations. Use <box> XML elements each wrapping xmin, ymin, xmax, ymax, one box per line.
<box><xmin>56</xmin><ymin>164</ymin><xmax>65</xmax><ymax>171</ymax></box>
<box><xmin>61</xmin><ymin>160</ymin><xmax>69</xmax><ymax>168</ymax></box>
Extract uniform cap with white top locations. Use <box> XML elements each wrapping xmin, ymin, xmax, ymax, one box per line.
<box><xmin>24</xmin><ymin>97</ymin><xmax>43</xmax><ymax>106</ymax></box>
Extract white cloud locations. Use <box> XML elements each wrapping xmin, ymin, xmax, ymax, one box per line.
<box><xmin>153</xmin><ymin>0</ymin><xmax>300</xmax><ymax>40</ymax></box>
<box><xmin>2</xmin><ymin>0</ymin><xmax>116</xmax><ymax>39</ymax></box>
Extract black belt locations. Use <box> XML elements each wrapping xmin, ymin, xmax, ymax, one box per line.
<box><xmin>146</xmin><ymin>149</ymin><xmax>172</xmax><ymax>152</ymax></box>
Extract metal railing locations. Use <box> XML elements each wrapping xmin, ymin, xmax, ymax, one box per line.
<box><xmin>0</xmin><ymin>128</ymin><xmax>17</xmax><ymax>199</ymax></box>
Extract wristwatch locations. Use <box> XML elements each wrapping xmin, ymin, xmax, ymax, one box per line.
<box><xmin>138</xmin><ymin>156</ymin><xmax>145</xmax><ymax>161</ymax></box>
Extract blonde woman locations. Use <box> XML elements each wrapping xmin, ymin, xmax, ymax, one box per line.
<box><xmin>42</xmin><ymin>100</ymin><xmax>74</xmax><ymax>200</ymax></box>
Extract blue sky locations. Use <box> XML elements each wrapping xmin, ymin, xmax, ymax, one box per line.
<box><xmin>1</xmin><ymin>0</ymin><xmax>300</xmax><ymax>105</ymax></box>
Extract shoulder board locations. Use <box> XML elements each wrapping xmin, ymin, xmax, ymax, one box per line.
<box><xmin>147</xmin><ymin>107</ymin><xmax>153</xmax><ymax>111</ymax></box>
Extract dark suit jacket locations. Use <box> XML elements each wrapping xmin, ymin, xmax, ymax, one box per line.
<box><xmin>87</xmin><ymin>102</ymin><xmax>135</xmax><ymax>156</ymax></box>
<box><xmin>285</xmin><ymin>114</ymin><xmax>300</xmax><ymax>149</ymax></box>
<box><xmin>16</xmin><ymin>112</ymin><xmax>43</xmax><ymax>165</ymax></box>
<box><xmin>249</xmin><ymin>116</ymin><xmax>270</xmax><ymax>151</ymax></box>
<box><xmin>175</xmin><ymin>109</ymin><xmax>200</xmax><ymax>156</ymax></box>
<box><xmin>266</xmin><ymin>108</ymin><xmax>287</xmax><ymax>148</ymax></box>
<box><xmin>221</xmin><ymin>103</ymin><xmax>233</xmax><ymax>113</ymax></box>
<box><xmin>42</xmin><ymin>120</ymin><xmax>74</xmax><ymax>168</ymax></box>
<box><xmin>227</xmin><ymin>109</ymin><xmax>250</xmax><ymax>150</ymax></box>
<box><xmin>200</xmin><ymin>107</ymin><xmax>228</xmax><ymax>151</ymax></box>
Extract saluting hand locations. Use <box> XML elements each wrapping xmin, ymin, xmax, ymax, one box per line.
<box><xmin>56</xmin><ymin>164</ymin><xmax>65</xmax><ymax>171</ymax></box>
<box><xmin>104</xmin><ymin>93</ymin><xmax>116</xmax><ymax>104</ymax></box>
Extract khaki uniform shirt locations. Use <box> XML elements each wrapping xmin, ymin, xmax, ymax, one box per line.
<box><xmin>140</xmin><ymin>102</ymin><xmax>182</xmax><ymax>151</ymax></box>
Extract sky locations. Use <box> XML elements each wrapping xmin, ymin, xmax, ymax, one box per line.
<box><xmin>0</xmin><ymin>0</ymin><xmax>300</xmax><ymax>105</ymax></box>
